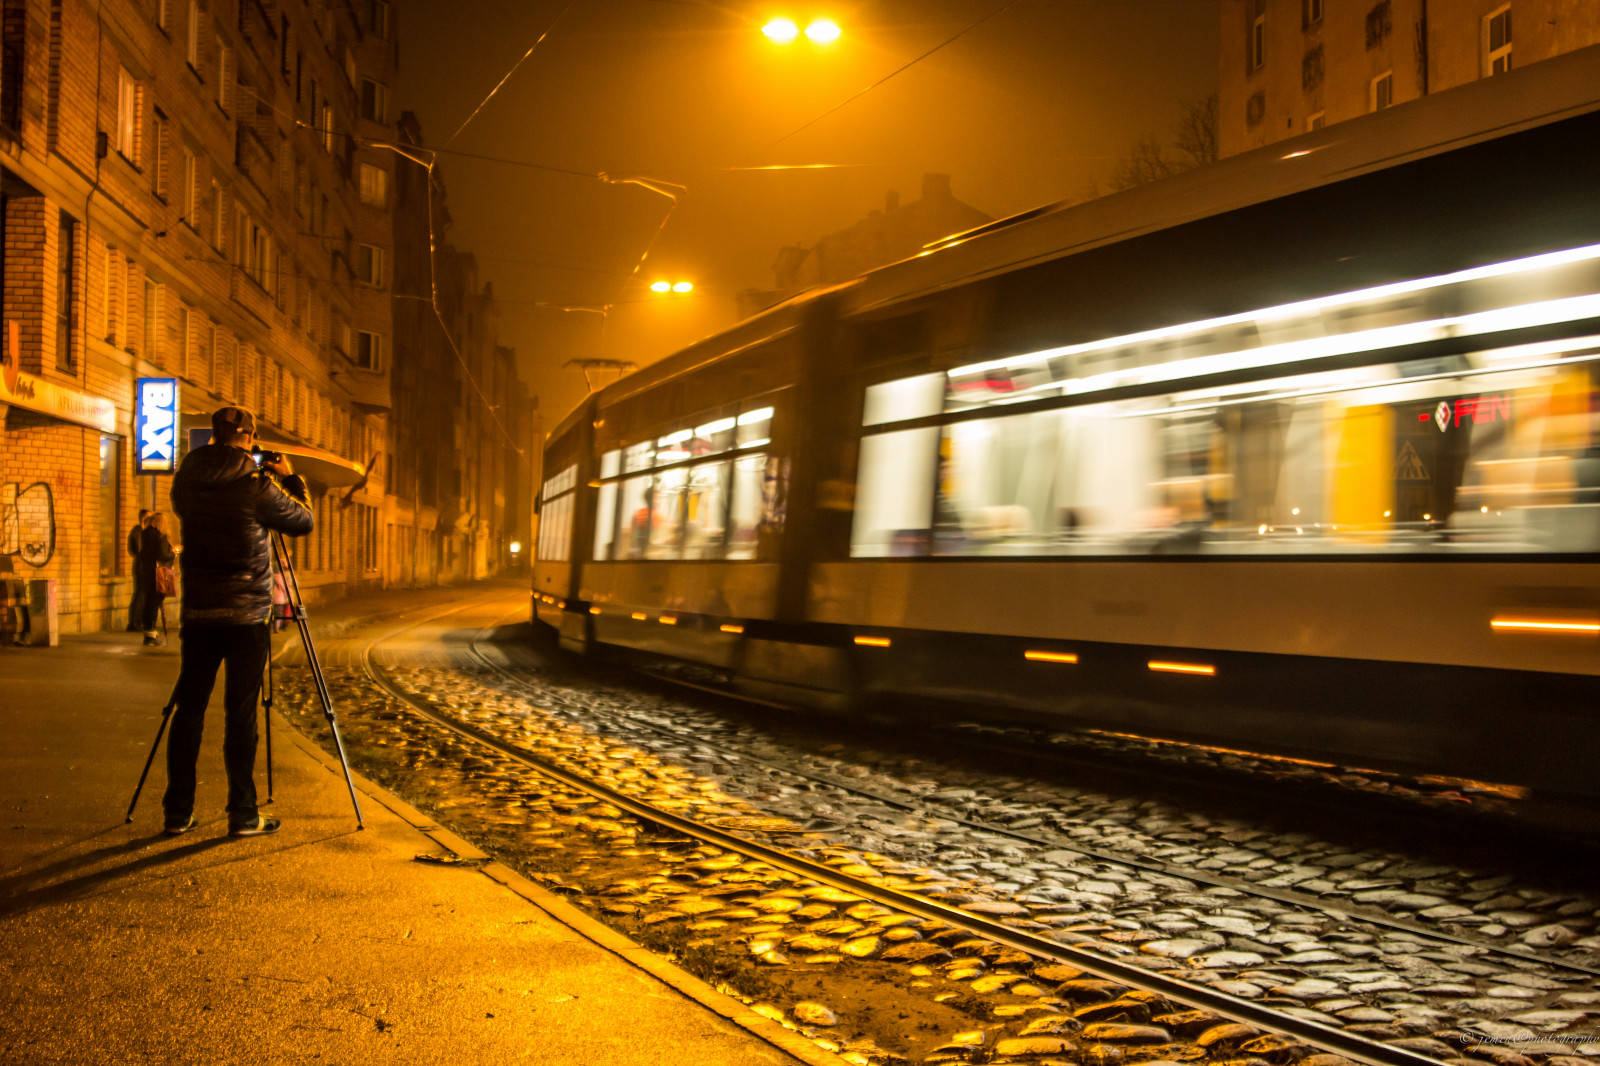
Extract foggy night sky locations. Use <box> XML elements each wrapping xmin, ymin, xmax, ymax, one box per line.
<box><xmin>392</xmin><ymin>0</ymin><xmax>1220</xmax><ymax>424</ymax></box>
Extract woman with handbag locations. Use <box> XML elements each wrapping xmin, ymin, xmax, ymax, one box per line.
<box><xmin>139</xmin><ymin>512</ymin><xmax>177</xmax><ymax>647</ymax></box>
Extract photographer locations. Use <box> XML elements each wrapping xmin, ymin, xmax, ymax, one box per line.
<box><xmin>163</xmin><ymin>406</ymin><xmax>312</xmax><ymax>838</ymax></box>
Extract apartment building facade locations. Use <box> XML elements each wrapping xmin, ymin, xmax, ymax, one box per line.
<box><xmin>1</xmin><ymin>0</ymin><xmax>398</xmax><ymax>635</ymax></box>
<box><xmin>387</xmin><ymin>111</ymin><xmax>533</xmax><ymax>588</ymax></box>
<box><xmin>1219</xmin><ymin>0</ymin><xmax>1600</xmax><ymax>157</ymax></box>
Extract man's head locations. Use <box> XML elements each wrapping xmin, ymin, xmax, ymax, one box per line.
<box><xmin>138</xmin><ymin>508</ymin><xmax>151</xmax><ymax>525</ymax></box>
<box><xmin>211</xmin><ymin>406</ymin><xmax>257</xmax><ymax>451</ymax></box>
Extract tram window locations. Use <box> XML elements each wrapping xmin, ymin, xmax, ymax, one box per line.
<box><xmin>684</xmin><ymin>461</ymin><xmax>731</xmax><ymax>559</ymax></box>
<box><xmin>853</xmin><ymin>427</ymin><xmax>938</xmax><ymax>557</ymax></box>
<box><xmin>645</xmin><ymin>468</ymin><xmax>690</xmax><ymax>559</ymax></box>
<box><xmin>863</xmin><ymin>374</ymin><xmax>942</xmax><ymax>427</ymax></box>
<box><xmin>726</xmin><ymin>454</ymin><xmax>768</xmax><ymax>560</ymax></box>
<box><xmin>623</xmin><ymin>441</ymin><xmax>653</xmax><ymax>473</ymax></box>
<box><xmin>599</xmin><ymin>448</ymin><xmax>621</xmax><ymax>479</ymax></box>
<box><xmin>693</xmin><ymin>413</ymin><xmax>737</xmax><ymax>455</ymax></box>
<box><xmin>593</xmin><ymin>480</ymin><xmax>619</xmax><ymax>561</ymax></box>
<box><xmin>736</xmin><ymin>405</ymin><xmax>773</xmax><ymax>447</ymax></box>
<box><xmin>620</xmin><ymin>475</ymin><xmax>653</xmax><ymax>559</ymax></box>
<box><xmin>905</xmin><ymin>347</ymin><xmax>1600</xmax><ymax>558</ymax></box>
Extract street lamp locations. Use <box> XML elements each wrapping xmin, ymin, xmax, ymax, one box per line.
<box><xmin>804</xmin><ymin>18</ymin><xmax>840</xmax><ymax>44</ymax></box>
<box><xmin>650</xmin><ymin>280</ymin><xmax>694</xmax><ymax>294</ymax></box>
<box><xmin>762</xmin><ymin>17</ymin><xmax>840</xmax><ymax>46</ymax></box>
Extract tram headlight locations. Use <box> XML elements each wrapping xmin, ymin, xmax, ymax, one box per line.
<box><xmin>509</xmin><ymin>541</ymin><xmax>523</xmax><ymax>555</ymax></box>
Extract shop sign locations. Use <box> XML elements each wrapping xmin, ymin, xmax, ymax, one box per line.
<box><xmin>136</xmin><ymin>378</ymin><xmax>181</xmax><ymax>473</ymax></box>
<box><xmin>0</xmin><ymin>352</ymin><xmax>117</xmax><ymax>435</ymax></box>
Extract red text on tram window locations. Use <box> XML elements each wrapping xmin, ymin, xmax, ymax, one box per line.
<box><xmin>1418</xmin><ymin>395</ymin><xmax>1511</xmax><ymax>431</ymax></box>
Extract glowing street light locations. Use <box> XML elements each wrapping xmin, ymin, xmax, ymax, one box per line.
<box><xmin>762</xmin><ymin>17</ymin><xmax>800</xmax><ymax>44</ymax></box>
<box><xmin>762</xmin><ymin>17</ymin><xmax>839</xmax><ymax>46</ymax></box>
<box><xmin>804</xmin><ymin>18</ymin><xmax>840</xmax><ymax>44</ymax></box>
<box><xmin>650</xmin><ymin>280</ymin><xmax>695</xmax><ymax>294</ymax></box>
<box><xmin>672</xmin><ymin>281</ymin><xmax>693</xmax><ymax>293</ymax></box>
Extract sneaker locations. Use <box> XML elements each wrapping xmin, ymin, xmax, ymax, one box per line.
<box><xmin>228</xmin><ymin>814</ymin><xmax>281</xmax><ymax>838</ymax></box>
<box><xmin>143</xmin><ymin>634</ymin><xmax>164</xmax><ymax>647</ymax></box>
<box><xmin>163</xmin><ymin>814</ymin><xmax>199</xmax><ymax>837</ymax></box>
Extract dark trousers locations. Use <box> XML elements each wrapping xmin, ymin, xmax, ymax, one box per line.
<box><xmin>127</xmin><ymin>576</ymin><xmax>146</xmax><ymax>631</ymax></box>
<box><xmin>140</xmin><ymin>589</ymin><xmax>165</xmax><ymax>633</ymax></box>
<box><xmin>163</xmin><ymin>623</ymin><xmax>271</xmax><ymax>826</ymax></box>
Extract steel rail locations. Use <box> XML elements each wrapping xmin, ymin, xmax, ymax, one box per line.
<box><xmin>356</xmin><ymin>612</ymin><xmax>1450</xmax><ymax>1066</ymax></box>
<box><xmin>471</xmin><ymin>642</ymin><xmax>1600</xmax><ymax>981</ymax></box>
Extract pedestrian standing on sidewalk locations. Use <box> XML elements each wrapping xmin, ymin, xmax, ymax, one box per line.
<box><xmin>127</xmin><ymin>509</ymin><xmax>151</xmax><ymax>631</ymax></box>
<box><xmin>138</xmin><ymin>513</ymin><xmax>176</xmax><ymax>646</ymax></box>
<box><xmin>164</xmin><ymin>406</ymin><xmax>312</xmax><ymax>838</ymax></box>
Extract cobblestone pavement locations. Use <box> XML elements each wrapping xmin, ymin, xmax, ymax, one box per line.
<box><xmin>275</xmin><ymin>604</ymin><xmax>1599</xmax><ymax>1066</ymax></box>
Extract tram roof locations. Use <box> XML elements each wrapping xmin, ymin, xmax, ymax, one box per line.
<box><xmin>841</xmin><ymin>42</ymin><xmax>1600</xmax><ymax>316</ymax></box>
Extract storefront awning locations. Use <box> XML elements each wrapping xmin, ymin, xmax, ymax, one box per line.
<box><xmin>182</xmin><ymin>422</ymin><xmax>368</xmax><ymax>488</ymax></box>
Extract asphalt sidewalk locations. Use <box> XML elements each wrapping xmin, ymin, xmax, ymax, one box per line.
<box><xmin>0</xmin><ymin>582</ymin><xmax>820</xmax><ymax>1066</ymax></box>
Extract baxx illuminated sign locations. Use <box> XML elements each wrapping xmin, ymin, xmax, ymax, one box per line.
<box><xmin>135</xmin><ymin>378</ymin><xmax>180</xmax><ymax>473</ymax></box>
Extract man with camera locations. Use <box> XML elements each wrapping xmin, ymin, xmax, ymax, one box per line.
<box><xmin>163</xmin><ymin>406</ymin><xmax>312</xmax><ymax>838</ymax></box>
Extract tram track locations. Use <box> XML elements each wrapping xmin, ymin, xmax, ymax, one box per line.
<box><xmin>306</xmin><ymin>598</ymin><xmax>1540</xmax><ymax>1066</ymax></box>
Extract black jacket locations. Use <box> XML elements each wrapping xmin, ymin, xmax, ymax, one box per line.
<box><xmin>136</xmin><ymin>526</ymin><xmax>175</xmax><ymax>587</ymax></box>
<box><xmin>171</xmin><ymin>444</ymin><xmax>313</xmax><ymax>626</ymax></box>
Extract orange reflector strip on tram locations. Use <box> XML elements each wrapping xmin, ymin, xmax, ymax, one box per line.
<box><xmin>853</xmin><ymin>636</ymin><xmax>891</xmax><ymax>648</ymax></box>
<box><xmin>659</xmin><ymin>616</ymin><xmax>678</xmax><ymax>626</ymax></box>
<box><xmin>1148</xmin><ymin>660</ymin><xmax>1216</xmax><ymax>676</ymax></box>
<box><xmin>720</xmin><ymin>624</ymin><xmax>745</xmax><ymax>634</ymax></box>
<box><xmin>1024</xmin><ymin>650</ymin><xmax>1079</xmax><ymax>664</ymax></box>
<box><xmin>1490</xmin><ymin>617</ymin><xmax>1600</xmax><ymax>634</ymax></box>
<box><xmin>631</xmin><ymin>612</ymin><xmax>648</xmax><ymax>621</ymax></box>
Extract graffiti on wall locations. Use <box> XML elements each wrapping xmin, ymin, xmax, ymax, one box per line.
<box><xmin>0</xmin><ymin>482</ymin><xmax>55</xmax><ymax>568</ymax></box>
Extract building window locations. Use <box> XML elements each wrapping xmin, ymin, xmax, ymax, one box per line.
<box><xmin>102</xmin><ymin>245</ymin><xmax>118</xmax><ymax>343</ymax></box>
<box><xmin>1365</xmin><ymin>1</ymin><xmax>1391</xmax><ymax>50</ymax></box>
<box><xmin>1307</xmin><ymin>111</ymin><xmax>1324</xmax><ymax>131</ymax></box>
<box><xmin>99</xmin><ymin>436</ymin><xmax>121</xmax><ymax>577</ymax></box>
<box><xmin>179</xmin><ymin>303</ymin><xmax>191</xmax><ymax>378</ymax></box>
<box><xmin>156</xmin><ymin>0</ymin><xmax>170</xmax><ymax>31</ymax></box>
<box><xmin>144</xmin><ymin>278</ymin><xmax>160</xmax><ymax>365</ymax></box>
<box><xmin>116</xmin><ymin>67</ymin><xmax>140</xmax><ymax>163</ymax></box>
<box><xmin>56</xmin><ymin>212</ymin><xmax>75</xmax><ymax>371</ymax></box>
<box><xmin>235</xmin><ymin>205</ymin><xmax>276</xmax><ymax>293</ymax></box>
<box><xmin>185</xmin><ymin>0</ymin><xmax>200</xmax><ymax>70</ymax></box>
<box><xmin>1370</xmin><ymin>70</ymin><xmax>1393</xmax><ymax>111</ymax></box>
<box><xmin>1301</xmin><ymin>44</ymin><xmax>1323</xmax><ymax>92</ymax></box>
<box><xmin>180</xmin><ymin>146</ymin><xmax>197</xmax><ymax>226</ymax></box>
<box><xmin>356</xmin><ymin>244</ymin><xmax>383</xmax><ymax>286</ymax></box>
<box><xmin>1483</xmin><ymin>6</ymin><xmax>1512</xmax><ymax>76</ymax></box>
<box><xmin>370</xmin><ymin>0</ymin><xmax>390</xmax><ymax>40</ymax></box>
<box><xmin>320</xmin><ymin>100</ymin><xmax>334</xmax><ymax>152</ymax></box>
<box><xmin>1302</xmin><ymin>0</ymin><xmax>1324</xmax><ymax>28</ymax></box>
<box><xmin>211</xmin><ymin>182</ymin><xmax>226</xmax><ymax>251</ymax></box>
<box><xmin>354</xmin><ymin>330</ymin><xmax>381</xmax><ymax>371</ymax></box>
<box><xmin>359</xmin><ymin>78</ymin><xmax>385</xmax><ymax>122</ymax></box>
<box><xmin>216</xmin><ymin>42</ymin><xmax>232</xmax><ymax>112</ymax></box>
<box><xmin>2</xmin><ymin>0</ymin><xmax>23</xmax><ymax>134</ymax></box>
<box><xmin>151</xmin><ymin>110</ymin><xmax>168</xmax><ymax>196</ymax></box>
<box><xmin>358</xmin><ymin>163</ymin><xmax>387</xmax><ymax>208</ymax></box>
<box><xmin>1248</xmin><ymin>0</ymin><xmax>1266</xmax><ymax>72</ymax></box>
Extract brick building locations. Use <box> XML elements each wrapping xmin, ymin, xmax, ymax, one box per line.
<box><xmin>1219</xmin><ymin>0</ymin><xmax>1600</xmax><ymax>157</ymax></box>
<box><xmin>386</xmin><ymin>110</ymin><xmax>533</xmax><ymax>587</ymax></box>
<box><xmin>1</xmin><ymin>0</ymin><xmax>398</xmax><ymax>635</ymax></box>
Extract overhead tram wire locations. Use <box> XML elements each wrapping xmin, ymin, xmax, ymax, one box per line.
<box><xmin>442</xmin><ymin>0</ymin><xmax>580</xmax><ymax>149</ymax></box>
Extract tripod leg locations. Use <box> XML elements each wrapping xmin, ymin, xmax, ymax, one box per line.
<box><xmin>261</xmin><ymin>636</ymin><xmax>275</xmax><ymax>805</ymax></box>
<box><xmin>272</xmin><ymin>533</ymin><xmax>365</xmax><ymax>829</ymax></box>
<box><xmin>126</xmin><ymin>680</ymin><xmax>182</xmax><ymax>823</ymax></box>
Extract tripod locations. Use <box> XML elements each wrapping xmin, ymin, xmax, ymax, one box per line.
<box><xmin>125</xmin><ymin>531</ymin><xmax>365</xmax><ymax>829</ymax></box>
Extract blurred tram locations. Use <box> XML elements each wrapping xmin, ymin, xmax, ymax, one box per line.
<box><xmin>535</xmin><ymin>50</ymin><xmax>1600</xmax><ymax>804</ymax></box>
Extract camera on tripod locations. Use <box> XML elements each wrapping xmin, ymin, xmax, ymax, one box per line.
<box><xmin>251</xmin><ymin>444</ymin><xmax>285</xmax><ymax>468</ymax></box>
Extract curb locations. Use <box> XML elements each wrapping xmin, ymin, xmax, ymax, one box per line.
<box><xmin>275</xmin><ymin>714</ymin><xmax>853</xmax><ymax>1066</ymax></box>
